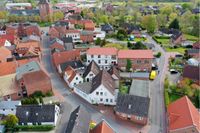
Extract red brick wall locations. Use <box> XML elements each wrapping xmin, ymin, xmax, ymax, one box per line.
<box><xmin>115</xmin><ymin>112</ymin><xmax>148</xmax><ymax>125</ymax></box>
<box><xmin>118</xmin><ymin>58</ymin><xmax>152</xmax><ymax>72</ymax></box>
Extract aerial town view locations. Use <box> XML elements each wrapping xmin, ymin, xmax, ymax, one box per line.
<box><xmin>0</xmin><ymin>0</ymin><xmax>199</xmax><ymax>133</ymax></box>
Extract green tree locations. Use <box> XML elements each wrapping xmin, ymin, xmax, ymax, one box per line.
<box><xmin>126</xmin><ymin>59</ymin><xmax>132</xmax><ymax>72</ymax></box>
<box><xmin>117</xmin><ymin>29</ymin><xmax>127</xmax><ymax>40</ymax></box>
<box><xmin>169</xmin><ymin>18</ymin><xmax>180</xmax><ymax>29</ymax></box>
<box><xmin>3</xmin><ymin>114</ymin><xmax>18</xmax><ymax>128</ymax></box>
<box><xmin>156</xmin><ymin>14</ymin><xmax>167</xmax><ymax>28</ymax></box>
<box><xmin>131</xmin><ymin>41</ymin><xmax>147</xmax><ymax>50</ymax></box>
<box><xmin>160</xmin><ymin>5</ymin><xmax>173</xmax><ymax>16</ymax></box>
<box><xmin>191</xmin><ymin>15</ymin><xmax>199</xmax><ymax>37</ymax></box>
<box><xmin>141</xmin><ymin>15</ymin><xmax>157</xmax><ymax>33</ymax></box>
<box><xmin>95</xmin><ymin>38</ymin><xmax>101</xmax><ymax>45</ymax></box>
<box><xmin>182</xmin><ymin>3</ymin><xmax>192</xmax><ymax>10</ymax></box>
<box><xmin>53</xmin><ymin>11</ymin><xmax>64</xmax><ymax>22</ymax></box>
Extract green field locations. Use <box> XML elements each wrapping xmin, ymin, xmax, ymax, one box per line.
<box><xmin>165</xmin><ymin>47</ymin><xmax>186</xmax><ymax>54</ymax></box>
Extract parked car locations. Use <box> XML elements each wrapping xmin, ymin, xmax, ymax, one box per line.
<box><xmin>170</xmin><ymin>69</ymin><xmax>178</xmax><ymax>74</ymax></box>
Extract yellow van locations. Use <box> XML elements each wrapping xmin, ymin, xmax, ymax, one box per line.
<box><xmin>150</xmin><ymin>70</ymin><xmax>156</xmax><ymax>80</ymax></box>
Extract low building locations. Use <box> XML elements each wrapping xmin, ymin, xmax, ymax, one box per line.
<box><xmin>118</xmin><ymin>50</ymin><xmax>154</xmax><ymax>72</ymax></box>
<box><xmin>83</xmin><ymin>61</ymin><xmax>100</xmax><ymax>82</ymax></box>
<box><xmin>168</xmin><ymin>96</ymin><xmax>200</xmax><ymax>133</ymax></box>
<box><xmin>65</xmin><ymin>106</ymin><xmax>91</xmax><ymax>133</ymax></box>
<box><xmin>63</xmin><ymin>66</ymin><xmax>83</xmax><ymax>88</ymax></box>
<box><xmin>0</xmin><ymin>101</ymin><xmax>21</xmax><ymax>115</ymax></box>
<box><xmin>115</xmin><ymin>94</ymin><xmax>150</xmax><ymax>125</ymax></box>
<box><xmin>86</xmin><ymin>47</ymin><xmax>118</xmax><ymax>70</ymax></box>
<box><xmin>182</xmin><ymin>65</ymin><xmax>200</xmax><ymax>85</ymax></box>
<box><xmin>186</xmin><ymin>49</ymin><xmax>200</xmax><ymax>59</ymax></box>
<box><xmin>16</xmin><ymin>105</ymin><xmax>60</xmax><ymax>126</ymax></box>
<box><xmin>74</xmin><ymin>70</ymin><xmax>117</xmax><ymax>105</ymax></box>
<box><xmin>90</xmin><ymin>120</ymin><xmax>116</xmax><ymax>133</ymax></box>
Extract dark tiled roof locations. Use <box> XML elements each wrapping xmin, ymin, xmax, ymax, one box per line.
<box><xmin>16</xmin><ymin>105</ymin><xmax>56</xmax><ymax>123</ymax></box>
<box><xmin>120</xmin><ymin>23</ymin><xmax>141</xmax><ymax>33</ymax></box>
<box><xmin>83</xmin><ymin>61</ymin><xmax>100</xmax><ymax>78</ymax></box>
<box><xmin>107</xmin><ymin>66</ymin><xmax>120</xmax><ymax>79</ymax></box>
<box><xmin>183</xmin><ymin>65</ymin><xmax>200</xmax><ymax>81</ymax></box>
<box><xmin>68</xmin><ymin>14</ymin><xmax>82</xmax><ymax>21</ymax></box>
<box><xmin>54</xmin><ymin>21</ymin><xmax>69</xmax><ymax>27</ymax></box>
<box><xmin>171</xmin><ymin>31</ymin><xmax>182</xmax><ymax>41</ymax></box>
<box><xmin>91</xmin><ymin>70</ymin><xmax>115</xmax><ymax>95</ymax></box>
<box><xmin>101</xmin><ymin>24</ymin><xmax>114</xmax><ymax>32</ymax></box>
<box><xmin>50</xmin><ymin>38</ymin><xmax>64</xmax><ymax>45</ymax></box>
<box><xmin>65</xmin><ymin>106</ymin><xmax>90</xmax><ymax>133</ymax></box>
<box><xmin>60</xmin><ymin>60</ymin><xmax>84</xmax><ymax>71</ymax></box>
<box><xmin>115</xmin><ymin>94</ymin><xmax>150</xmax><ymax>117</ymax></box>
<box><xmin>74</xmin><ymin>82</ymin><xmax>92</xmax><ymax>94</ymax></box>
<box><xmin>9</xmin><ymin>9</ymin><xmax>39</xmax><ymax>16</ymax></box>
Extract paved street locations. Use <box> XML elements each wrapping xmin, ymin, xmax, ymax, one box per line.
<box><xmin>40</xmin><ymin>27</ymin><xmax>171</xmax><ymax>133</ymax></box>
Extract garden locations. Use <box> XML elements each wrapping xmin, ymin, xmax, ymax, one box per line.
<box><xmin>119</xmin><ymin>79</ymin><xmax>132</xmax><ymax>94</ymax></box>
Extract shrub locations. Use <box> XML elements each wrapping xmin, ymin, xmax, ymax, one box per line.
<box><xmin>16</xmin><ymin>125</ymin><xmax>54</xmax><ymax>131</ymax></box>
<box><xmin>30</xmin><ymin>91</ymin><xmax>45</xmax><ymax>98</ymax></box>
<box><xmin>155</xmin><ymin>52</ymin><xmax>162</xmax><ymax>58</ymax></box>
<box><xmin>21</xmin><ymin>97</ymin><xmax>38</xmax><ymax>105</ymax></box>
<box><xmin>46</xmin><ymin>91</ymin><xmax>53</xmax><ymax>97</ymax></box>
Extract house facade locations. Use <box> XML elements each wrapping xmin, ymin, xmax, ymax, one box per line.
<box><xmin>86</xmin><ymin>48</ymin><xmax>118</xmax><ymax>70</ymax></box>
<box><xmin>118</xmin><ymin>50</ymin><xmax>154</xmax><ymax>72</ymax></box>
<box><xmin>65</xmin><ymin>30</ymin><xmax>81</xmax><ymax>43</ymax></box>
<box><xmin>74</xmin><ymin>70</ymin><xmax>117</xmax><ymax>105</ymax></box>
<box><xmin>63</xmin><ymin>66</ymin><xmax>83</xmax><ymax>88</ymax></box>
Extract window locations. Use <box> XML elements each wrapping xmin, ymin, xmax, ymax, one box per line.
<box><xmin>137</xmin><ymin>60</ymin><xmax>141</xmax><ymax>64</ymax></box>
<box><xmin>96</xmin><ymin>92</ymin><xmax>99</xmax><ymax>95</ymax></box>
<box><xmin>145</xmin><ymin>60</ymin><xmax>149</xmax><ymax>63</ymax></box>
<box><xmin>100</xmin><ymin>92</ymin><xmax>103</xmax><ymax>96</ymax></box>
<box><xmin>79</xmin><ymin>81</ymin><xmax>82</xmax><ymax>83</ymax></box>
<box><xmin>98</xmin><ymin>55</ymin><xmax>101</xmax><ymax>58</ymax></box>
<box><xmin>74</xmin><ymin>83</ymin><xmax>76</xmax><ymax>85</ymax></box>
<box><xmin>3</xmin><ymin>109</ymin><xmax>5</xmax><ymax>111</ymax></box>
<box><xmin>88</xmin><ymin>60</ymin><xmax>90</xmax><ymax>63</ymax></box>
<box><xmin>91</xmin><ymin>55</ymin><xmax>94</xmax><ymax>58</ymax></box>
<box><xmin>98</xmin><ymin>60</ymin><xmax>101</xmax><ymax>64</ymax></box>
<box><xmin>18</xmin><ymin>93</ymin><xmax>21</xmax><ymax>96</ymax></box>
<box><xmin>105</xmin><ymin>60</ymin><xmax>107</xmax><ymax>64</ymax></box>
<box><xmin>76</xmin><ymin>77</ymin><xmax>78</xmax><ymax>80</ymax></box>
<box><xmin>11</xmin><ymin>109</ymin><xmax>14</xmax><ymax>111</ymax></box>
<box><xmin>106</xmin><ymin>99</ymin><xmax>108</xmax><ymax>102</ymax></box>
<box><xmin>104</xmin><ymin>92</ymin><xmax>107</xmax><ymax>96</ymax></box>
<box><xmin>110</xmin><ymin>99</ymin><xmax>113</xmax><ymax>102</ymax></box>
<box><xmin>89</xmin><ymin>73</ymin><xmax>93</xmax><ymax>76</ymax></box>
<box><xmin>100</xmin><ymin>98</ymin><xmax>103</xmax><ymax>102</ymax></box>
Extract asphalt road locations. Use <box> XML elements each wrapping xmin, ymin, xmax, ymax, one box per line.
<box><xmin>40</xmin><ymin>26</ymin><xmax>170</xmax><ymax>133</ymax></box>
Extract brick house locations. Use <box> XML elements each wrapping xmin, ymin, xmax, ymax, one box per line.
<box><xmin>21</xmin><ymin>70</ymin><xmax>52</xmax><ymax>96</ymax></box>
<box><xmin>168</xmin><ymin>96</ymin><xmax>200</xmax><ymax>133</ymax></box>
<box><xmin>117</xmin><ymin>50</ymin><xmax>154</xmax><ymax>72</ymax></box>
<box><xmin>115</xmin><ymin>94</ymin><xmax>150</xmax><ymax>125</ymax></box>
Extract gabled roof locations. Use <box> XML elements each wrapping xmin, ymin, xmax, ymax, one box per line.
<box><xmin>168</xmin><ymin>96</ymin><xmax>200</xmax><ymax>132</ymax></box>
<box><xmin>16</xmin><ymin>105</ymin><xmax>56</xmax><ymax>123</ymax></box>
<box><xmin>52</xmin><ymin>50</ymin><xmax>80</xmax><ymax>66</ymax></box>
<box><xmin>90</xmin><ymin>120</ymin><xmax>115</xmax><ymax>133</ymax></box>
<box><xmin>50</xmin><ymin>38</ymin><xmax>64</xmax><ymax>45</ymax></box>
<box><xmin>107</xmin><ymin>66</ymin><xmax>120</xmax><ymax>79</ymax></box>
<box><xmin>16</xmin><ymin>61</ymin><xmax>41</xmax><ymax>80</ymax></box>
<box><xmin>60</xmin><ymin>60</ymin><xmax>84</xmax><ymax>72</ymax></box>
<box><xmin>0</xmin><ymin>46</ymin><xmax>12</xmax><ymax>61</ymax></box>
<box><xmin>65</xmin><ymin>66</ymin><xmax>77</xmax><ymax>83</ymax></box>
<box><xmin>83</xmin><ymin>61</ymin><xmax>100</xmax><ymax>78</ymax></box>
<box><xmin>182</xmin><ymin>65</ymin><xmax>200</xmax><ymax>81</ymax></box>
<box><xmin>0</xmin><ymin>101</ymin><xmax>21</xmax><ymax>110</ymax></box>
<box><xmin>87</xmin><ymin>47</ymin><xmax>118</xmax><ymax>55</ymax></box>
<box><xmin>118</xmin><ymin>50</ymin><xmax>154</xmax><ymax>59</ymax></box>
<box><xmin>91</xmin><ymin>70</ymin><xmax>115</xmax><ymax>95</ymax></box>
<box><xmin>65</xmin><ymin>106</ymin><xmax>91</xmax><ymax>133</ymax></box>
<box><xmin>115</xmin><ymin>94</ymin><xmax>150</xmax><ymax>117</ymax></box>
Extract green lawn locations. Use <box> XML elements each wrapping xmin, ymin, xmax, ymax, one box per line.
<box><xmin>183</xmin><ymin>34</ymin><xmax>199</xmax><ymax>41</ymax></box>
<box><xmin>165</xmin><ymin>47</ymin><xmax>186</xmax><ymax>54</ymax></box>
<box><xmin>119</xmin><ymin>85</ymin><xmax>129</xmax><ymax>94</ymax></box>
<box><xmin>134</xmin><ymin>37</ymin><xmax>146</xmax><ymax>42</ymax></box>
<box><xmin>156</xmin><ymin>38</ymin><xmax>170</xmax><ymax>46</ymax></box>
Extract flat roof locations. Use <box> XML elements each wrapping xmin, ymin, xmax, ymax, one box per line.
<box><xmin>129</xmin><ymin>79</ymin><xmax>150</xmax><ymax>98</ymax></box>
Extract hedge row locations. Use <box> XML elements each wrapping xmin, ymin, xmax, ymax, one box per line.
<box><xmin>154</xmin><ymin>35</ymin><xmax>170</xmax><ymax>39</ymax></box>
<box><xmin>16</xmin><ymin>125</ymin><xmax>54</xmax><ymax>131</ymax></box>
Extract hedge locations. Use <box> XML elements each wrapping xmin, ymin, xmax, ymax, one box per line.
<box><xmin>16</xmin><ymin>125</ymin><xmax>54</xmax><ymax>131</ymax></box>
<box><xmin>154</xmin><ymin>36</ymin><xmax>170</xmax><ymax>39</ymax></box>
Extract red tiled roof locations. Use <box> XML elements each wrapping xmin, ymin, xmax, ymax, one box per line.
<box><xmin>0</xmin><ymin>38</ymin><xmax>7</xmax><ymax>47</ymax></box>
<box><xmin>118</xmin><ymin>50</ymin><xmax>154</xmax><ymax>59</ymax></box>
<box><xmin>52</xmin><ymin>50</ymin><xmax>80</xmax><ymax>66</ymax></box>
<box><xmin>0</xmin><ymin>46</ymin><xmax>12</xmax><ymax>62</ymax></box>
<box><xmin>0</xmin><ymin>58</ymin><xmax>39</xmax><ymax>76</ymax></box>
<box><xmin>168</xmin><ymin>96</ymin><xmax>200</xmax><ymax>132</ymax></box>
<box><xmin>65</xmin><ymin>66</ymin><xmax>76</xmax><ymax>83</ymax></box>
<box><xmin>87</xmin><ymin>47</ymin><xmax>118</xmax><ymax>55</ymax></box>
<box><xmin>0</xmin><ymin>34</ymin><xmax>15</xmax><ymax>44</ymax></box>
<box><xmin>90</xmin><ymin>120</ymin><xmax>115</xmax><ymax>133</ymax></box>
<box><xmin>66</xmin><ymin>29</ymin><xmax>80</xmax><ymax>34</ymax></box>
